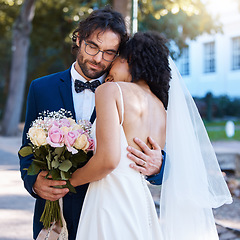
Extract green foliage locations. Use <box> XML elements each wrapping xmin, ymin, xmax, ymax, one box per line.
<box><xmin>19</xmin><ymin>144</ymin><xmax>90</xmax><ymax>189</ymax></box>
<box><xmin>138</xmin><ymin>0</ymin><xmax>222</xmax><ymax>58</ymax></box>
<box><xmin>27</xmin><ymin>159</ymin><xmax>42</xmax><ymax>175</ymax></box>
<box><xmin>0</xmin><ymin>1</ymin><xmax>22</xmax><ymax>119</ymax></box>
<box><xmin>194</xmin><ymin>94</ymin><xmax>240</xmax><ymax>120</ymax></box>
<box><xmin>214</xmin><ymin>96</ymin><xmax>240</xmax><ymax>118</ymax></box>
<box><xmin>18</xmin><ymin>141</ymin><xmax>91</xmax><ymax>228</ymax></box>
<box><xmin>206</xmin><ymin>125</ymin><xmax>240</xmax><ymax>142</ymax></box>
<box><xmin>18</xmin><ymin>145</ymin><xmax>33</xmax><ymax>157</ymax></box>
<box><xmin>0</xmin><ymin>0</ymin><xmax>223</xmax><ymax>121</ymax></box>
<box><xmin>29</xmin><ymin>0</ymin><xmax>99</xmax><ymax>78</ymax></box>
<box><xmin>204</xmin><ymin>120</ymin><xmax>240</xmax><ymax>127</ymax></box>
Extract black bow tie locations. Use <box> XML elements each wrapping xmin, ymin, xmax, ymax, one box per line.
<box><xmin>74</xmin><ymin>79</ymin><xmax>101</xmax><ymax>93</ymax></box>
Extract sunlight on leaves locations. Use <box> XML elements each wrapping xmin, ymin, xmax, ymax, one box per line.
<box><xmin>4</xmin><ymin>0</ymin><xmax>14</xmax><ymax>6</ymax></box>
<box><xmin>73</xmin><ymin>15</ymin><xmax>79</xmax><ymax>21</ymax></box>
<box><xmin>171</xmin><ymin>6</ymin><xmax>180</xmax><ymax>14</ymax></box>
<box><xmin>63</xmin><ymin>7</ymin><xmax>68</xmax><ymax>13</ymax></box>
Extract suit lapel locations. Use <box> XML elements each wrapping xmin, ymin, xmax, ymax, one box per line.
<box><xmin>58</xmin><ymin>68</ymin><xmax>76</xmax><ymax>120</ymax></box>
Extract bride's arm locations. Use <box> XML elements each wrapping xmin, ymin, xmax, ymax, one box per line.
<box><xmin>70</xmin><ymin>83</ymin><xmax>121</xmax><ymax>187</ymax></box>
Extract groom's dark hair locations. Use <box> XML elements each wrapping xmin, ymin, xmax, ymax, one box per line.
<box><xmin>120</xmin><ymin>31</ymin><xmax>171</xmax><ymax>110</ymax></box>
<box><xmin>71</xmin><ymin>6</ymin><xmax>128</xmax><ymax>56</ymax></box>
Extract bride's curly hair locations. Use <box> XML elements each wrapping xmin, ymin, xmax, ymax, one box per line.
<box><xmin>121</xmin><ymin>31</ymin><xmax>171</xmax><ymax>109</ymax></box>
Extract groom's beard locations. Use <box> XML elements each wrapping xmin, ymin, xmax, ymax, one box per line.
<box><xmin>77</xmin><ymin>52</ymin><xmax>109</xmax><ymax>80</ymax></box>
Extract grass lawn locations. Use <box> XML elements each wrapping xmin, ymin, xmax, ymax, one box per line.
<box><xmin>204</xmin><ymin>120</ymin><xmax>240</xmax><ymax>141</ymax></box>
<box><xmin>204</xmin><ymin>120</ymin><xmax>240</xmax><ymax>127</ymax></box>
<box><xmin>207</xmin><ymin>129</ymin><xmax>240</xmax><ymax>141</ymax></box>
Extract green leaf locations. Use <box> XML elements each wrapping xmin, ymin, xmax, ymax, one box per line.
<box><xmin>66</xmin><ymin>180</ymin><xmax>76</xmax><ymax>193</ymax></box>
<box><xmin>59</xmin><ymin>160</ymin><xmax>72</xmax><ymax>172</ymax></box>
<box><xmin>64</xmin><ymin>151</ymin><xmax>72</xmax><ymax>160</ymax></box>
<box><xmin>34</xmin><ymin>148</ymin><xmax>42</xmax><ymax>158</ymax></box>
<box><xmin>55</xmin><ymin>147</ymin><xmax>65</xmax><ymax>157</ymax></box>
<box><xmin>71</xmin><ymin>150</ymin><xmax>88</xmax><ymax>163</ymax></box>
<box><xmin>46</xmin><ymin>152</ymin><xmax>51</xmax><ymax>161</ymax></box>
<box><xmin>40</xmin><ymin>145</ymin><xmax>49</xmax><ymax>156</ymax></box>
<box><xmin>19</xmin><ymin>146</ymin><xmax>33</xmax><ymax>157</ymax></box>
<box><xmin>60</xmin><ymin>170</ymin><xmax>71</xmax><ymax>180</ymax></box>
<box><xmin>30</xmin><ymin>160</ymin><xmax>47</xmax><ymax>171</ymax></box>
<box><xmin>71</xmin><ymin>161</ymin><xmax>78</xmax><ymax>169</ymax></box>
<box><xmin>49</xmin><ymin>169</ymin><xmax>61</xmax><ymax>180</ymax></box>
<box><xmin>27</xmin><ymin>162</ymin><xmax>41</xmax><ymax>175</ymax></box>
<box><xmin>46</xmin><ymin>152</ymin><xmax>52</xmax><ymax>170</ymax></box>
<box><xmin>52</xmin><ymin>160</ymin><xmax>60</xmax><ymax>169</ymax></box>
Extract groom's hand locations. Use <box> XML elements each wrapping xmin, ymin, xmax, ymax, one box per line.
<box><xmin>127</xmin><ymin>137</ymin><xmax>162</xmax><ymax>176</ymax></box>
<box><xmin>33</xmin><ymin>171</ymin><xmax>69</xmax><ymax>201</ymax></box>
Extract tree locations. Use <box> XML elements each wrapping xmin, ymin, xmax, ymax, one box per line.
<box><xmin>111</xmin><ymin>0</ymin><xmax>221</xmax><ymax>57</ymax></box>
<box><xmin>0</xmin><ymin>1</ymin><xmax>21</xmax><ymax>122</ymax></box>
<box><xmin>0</xmin><ymin>0</ymin><xmax>221</xmax><ymax>135</ymax></box>
<box><xmin>1</xmin><ymin>0</ymin><xmax>36</xmax><ymax>136</ymax></box>
<box><xmin>112</xmin><ymin>0</ymin><xmax>132</xmax><ymax>33</ymax></box>
<box><xmin>0</xmin><ymin>0</ymin><xmax>97</xmax><ymax>136</ymax></box>
<box><xmin>138</xmin><ymin>0</ymin><xmax>222</xmax><ymax>57</ymax></box>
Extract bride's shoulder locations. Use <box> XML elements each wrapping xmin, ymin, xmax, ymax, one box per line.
<box><xmin>95</xmin><ymin>82</ymin><xmax>132</xmax><ymax>95</ymax></box>
<box><xmin>95</xmin><ymin>82</ymin><xmax>120</xmax><ymax>102</ymax></box>
<box><xmin>96</xmin><ymin>82</ymin><xmax>117</xmax><ymax>93</ymax></box>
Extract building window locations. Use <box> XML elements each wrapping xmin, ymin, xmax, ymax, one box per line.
<box><xmin>232</xmin><ymin>37</ymin><xmax>240</xmax><ymax>70</ymax></box>
<box><xmin>204</xmin><ymin>42</ymin><xmax>215</xmax><ymax>73</ymax></box>
<box><xmin>179</xmin><ymin>47</ymin><xmax>189</xmax><ymax>76</ymax></box>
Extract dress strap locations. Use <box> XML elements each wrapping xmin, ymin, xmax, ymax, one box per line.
<box><xmin>114</xmin><ymin>82</ymin><xmax>124</xmax><ymax>125</ymax></box>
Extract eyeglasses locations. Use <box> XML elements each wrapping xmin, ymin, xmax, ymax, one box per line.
<box><xmin>83</xmin><ymin>40</ymin><xmax>119</xmax><ymax>62</ymax></box>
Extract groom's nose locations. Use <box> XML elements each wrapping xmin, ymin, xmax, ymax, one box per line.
<box><xmin>93</xmin><ymin>51</ymin><xmax>103</xmax><ymax>63</ymax></box>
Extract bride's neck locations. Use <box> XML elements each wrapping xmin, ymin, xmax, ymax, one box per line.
<box><xmin>136</xmin><ymin>79</ymin><xmax>150</xmax><ymax>91</ymax></box>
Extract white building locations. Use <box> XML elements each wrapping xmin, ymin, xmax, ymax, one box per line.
<box><xmin>176</xmin><ymin>0</ymin><xmax>240</xmax><ymax>98</ymax></box>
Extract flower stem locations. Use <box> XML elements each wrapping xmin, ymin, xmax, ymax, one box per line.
<box><xmin>40</xmin><ymin>200</ymin><xmax>63</xmax><ymax>229</ymax></box>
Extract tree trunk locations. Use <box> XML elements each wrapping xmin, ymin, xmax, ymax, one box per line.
<box><xmin>112</xmin><ymin>0</ymin><xmax>132</xmax><ymax>34</ymax></box>
<box><xmin>1</xmin><ymin>0</ymin><xmax>36</xmax><ymax>136</ymax></box>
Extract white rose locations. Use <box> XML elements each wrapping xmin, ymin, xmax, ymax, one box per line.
<box><xmin>28</xmin><ymin>127</ymin><xmax>47</xmax><ymax>146</ymax></box>
<box><xmin>74</xmin><ymin>134</ymin><xmax>89</xmax><ymax>150</ymax></box>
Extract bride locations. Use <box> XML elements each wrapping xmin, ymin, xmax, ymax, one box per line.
<box><xmin>70</xmin><ymin>31</ymin><xmax>232</xmax><ymax>239</ymax></box>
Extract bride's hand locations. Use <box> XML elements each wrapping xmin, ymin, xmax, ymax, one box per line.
<box><xmin>127</xmin><ymin>137</ymin><xmax>163</xmax><ymax>176</ymax></box>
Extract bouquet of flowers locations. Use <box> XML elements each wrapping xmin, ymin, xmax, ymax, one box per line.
<box><xmin>19</xmin><ymin>109</ymin><xmax>94</xmax><ymax>229</ymax></box>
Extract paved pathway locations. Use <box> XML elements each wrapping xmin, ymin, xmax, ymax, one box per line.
<box><xmin>0</xmin><ymin>136</ymin><xmax>34</xmax><ymax>240</ymax></box>
<box><xmin>0</xmin><ymin>136</ymin><xmax>240</xmax><ymax>240</ymax></box>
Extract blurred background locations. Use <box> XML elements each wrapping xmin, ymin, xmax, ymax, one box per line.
<box><xmin>0</xmin><ymin>0</ymin><xmax>239</xmax><ymax>239</ymax></box>
<box><xmin>0</xmin><ymin>0</ymin><xmax>240</xmax><ymax>137</ymax></box>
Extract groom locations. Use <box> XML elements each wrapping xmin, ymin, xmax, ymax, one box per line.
<box><xmin>19</xmin><ymin>6</ymin><xmax>165</xmax><ymax>240</ymax></box>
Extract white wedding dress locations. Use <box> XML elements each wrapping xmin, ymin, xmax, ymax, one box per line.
<box><xmin>75</xmin><ymin>83</ymin><xmax>162</xmax><ymax>240</ymax></box>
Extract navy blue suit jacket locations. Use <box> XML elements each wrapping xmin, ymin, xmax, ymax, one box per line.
<box><xmin>19</xmin><ymin>67</ymin><xmax>165</xmax><ymax>240</ymax></box>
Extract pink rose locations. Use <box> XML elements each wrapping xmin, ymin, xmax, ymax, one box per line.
<box><xmin>64</xmin><ymin>131</ymin><xmax>79</xmax><ymax>154</ymax></box>
<box><xmin>87</xmin><ymin>138</ymin><xmax>95</xmax><ymax>151</ymax></box>
<box><xmin>47</xmin><ymin>119</ymin><xmax>59</xmax><ymax>129</ymax></box>
<box><xmin>46</xmin><ymin>125</ymin><xmax>64</xmax><ymax>147</ymax></box>
<box><xmin>64</xmin><ymin>131</ymin><xmax>79</xmax><ymax>147</ymax></box>
<box><xmin>59</xmin><ymin>118</ymin><xmax>71</xmax><ymax>128</ymax></box>
<box><xmin>76</xmin><ymin>129</ymin><xmax>84</xmax><ymax>135</ymax></box>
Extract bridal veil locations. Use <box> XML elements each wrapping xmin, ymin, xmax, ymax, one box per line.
<box><xmin>159</xmin><ymin>58</ymin><xmax>233</xmax><ymax>240</ymax></box>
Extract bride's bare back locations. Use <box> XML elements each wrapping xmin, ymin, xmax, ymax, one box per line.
<box><xmin>116</xmin><ymin>81</ymin><xmax>166</xmax><ymax>151</ymax></box>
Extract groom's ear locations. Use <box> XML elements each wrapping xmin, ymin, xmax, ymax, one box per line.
<box><xmin>76</xmin><ymin>36</ymin><xmax>81</xmax><ymax>47</ymax></box>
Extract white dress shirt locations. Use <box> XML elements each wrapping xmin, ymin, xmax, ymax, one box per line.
<box><xmin>70</xmin><ymin>62</ymin><xmax>105</xmax><ymax>121</ymax></box>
